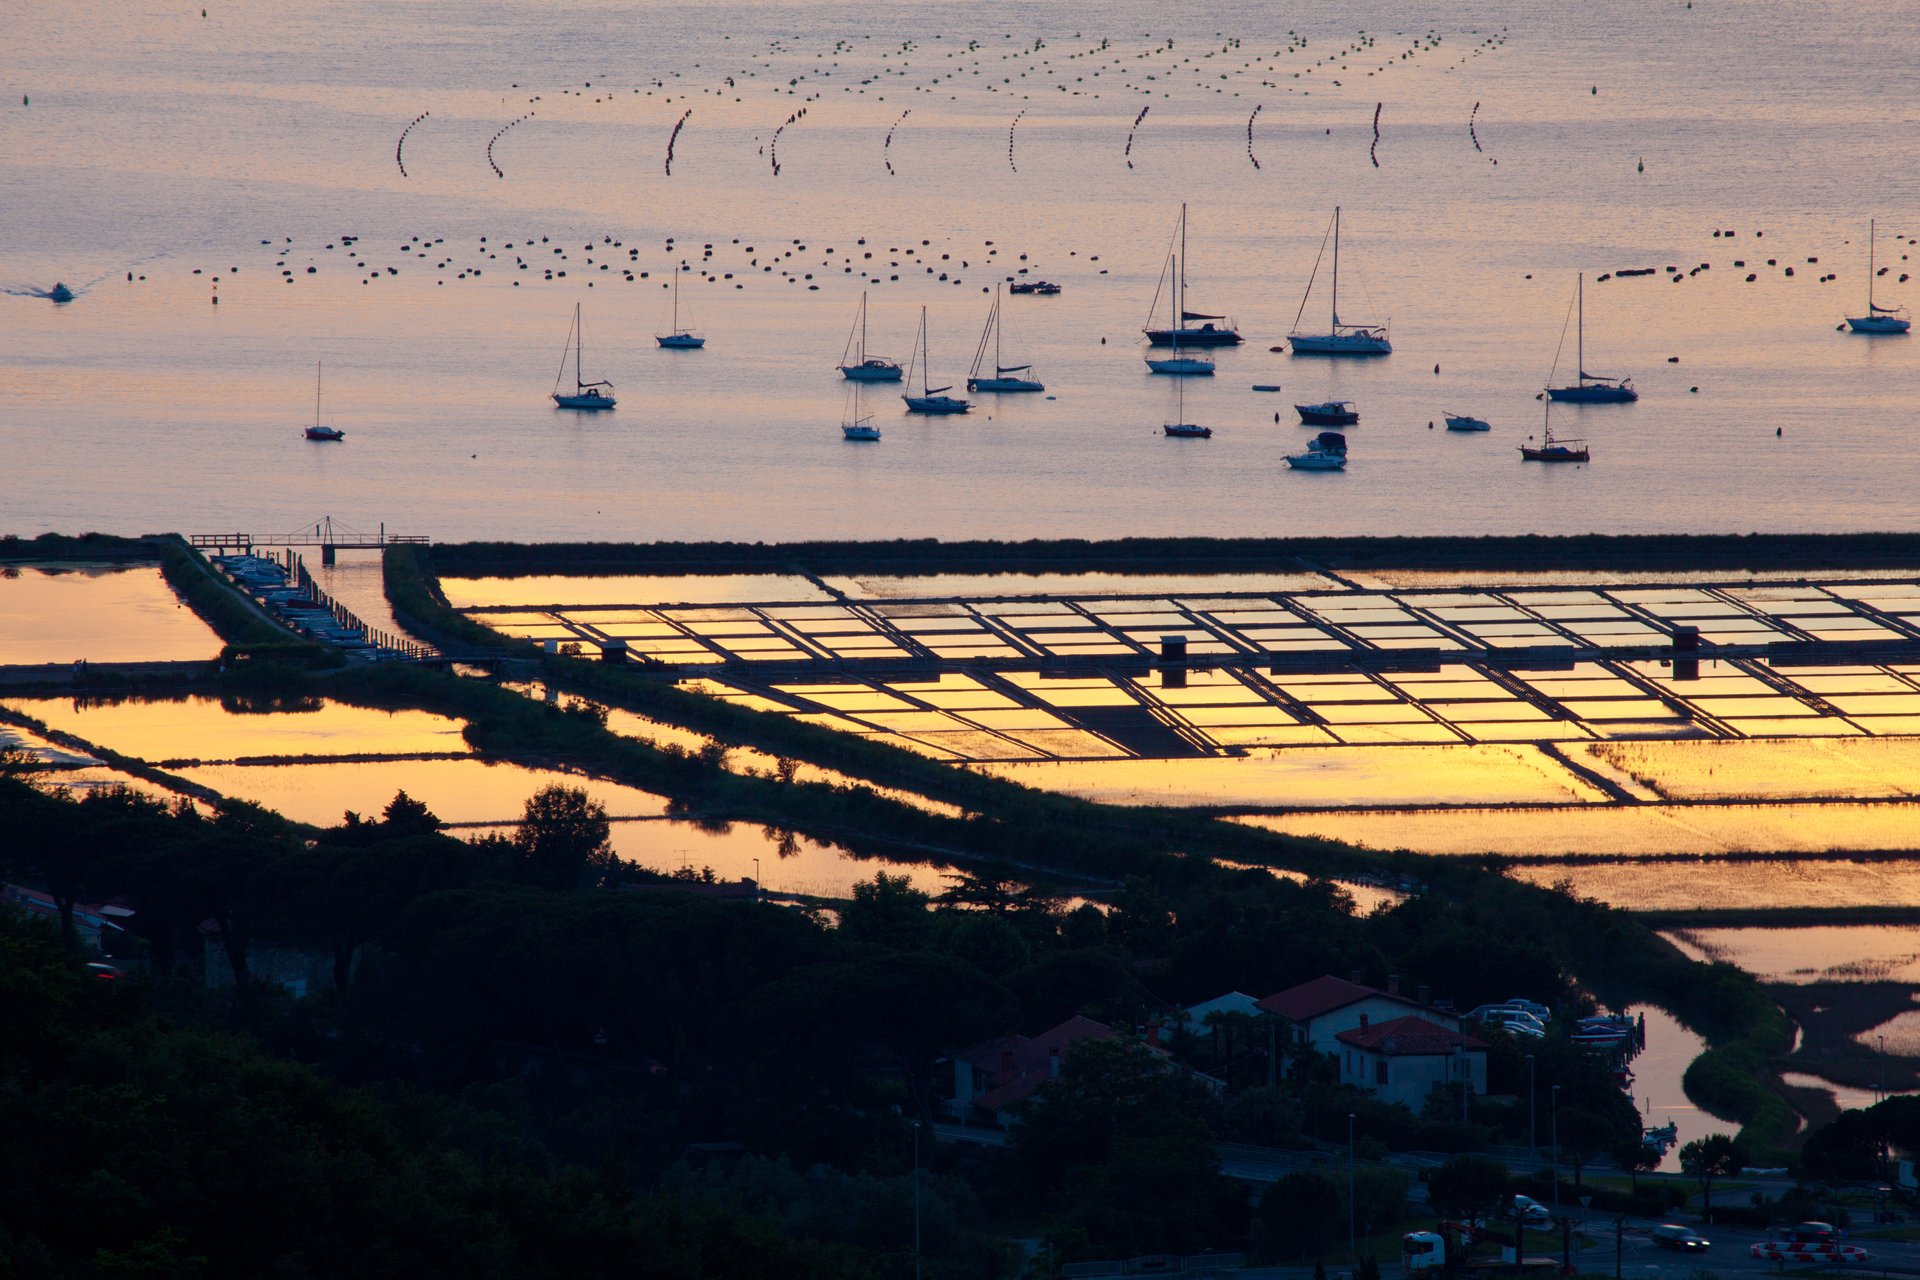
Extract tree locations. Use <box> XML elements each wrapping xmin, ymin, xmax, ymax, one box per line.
<box><xmin>1556</xmin><ymin>1106</ymin><xmax>1617</xmax><ymax>1189</ymax></box>
<box><xmin>511</xmin><ymin>785</ymin><xmax>614</xmax><ymax>889</ymax></box>
<box><xmin>1426</xmin><ymin>1155</ymin><xmax>1511</xmax><ymax>1230</ymax></box>
<box><xmin>1679</xmin><ymin>1133</ymin><xmax>1746</xmax><ymax>1223</ymax></box>
<box><xmin>838</xmin><ymin>872</ymin><xmax>931</xmax><ymax>950</ymax></box>
<box><xmin>1612</xmin><ymin>1136</ymin><xmax>1662</xmax><ymax>1192</ymax></box>
<box><xmin>1254</xmin><ymin>1171</ymin><xmax>1342</xmax><ymax>1262</ymax></box>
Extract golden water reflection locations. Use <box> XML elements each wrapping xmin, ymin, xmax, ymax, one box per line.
<box><xmin>174</xmin><ymin>759</ymin><xmax>668</xmax><ymax>827</ymax></box>
<box><xmin>443</xmin><ymin>574</ymin><xmax>830</xmax><ymax>610</ymax></box>
<box><xmin>1240</xmin><ymin>802</ymin><xmax>1920</xmax><ymax>856</ymax></box>
<box><xmin>982</xmin><ymin>745</ymin><xmax>1606</xmax><ymax>808</ymax></box>
<box><xmin>1513</xmin><ymin>859</ymin><xmax>1920</xmax><ymax>911</ymax></box>
<box><xmin>0</xmin><ymin>564</ymin><xmax>221</xmax><ymax>665</ymax></box>
<box><xmin>5</xmin><ymin>695</ymin><xmax>470</xmax><ymax>762</ymax></box>
<box><xmin>1659</xmin><ymin>926</ymin><xmax>1920</xmax><ymax>985</ymax></box>
<box><xmin>1575</xmin><ymin>737</ymin><xmax>1920</xmax><ymax>801</ymax></box>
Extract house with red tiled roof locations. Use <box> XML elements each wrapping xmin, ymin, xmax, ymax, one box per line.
<box><xmin>1335</xmin><ymin>1015</ymin><xmax>1487</xmax><ymax>1110</ymax></box>
<box><xmin>1257</xmin><ymin>973</ymin><xmax>1459</xmax><ymax>1070</ymax></box>
<box><xmin>947</xmin><ymin>1015</ymin><xmax>1116</xmax><ymax>1127</ymax></box>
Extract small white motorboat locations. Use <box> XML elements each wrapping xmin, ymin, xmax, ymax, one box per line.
<box><xmin>1286</xmin><ymin>430</ymin><xmax>1348</xmax><ymax>470</ymax></box>
<box><xmin>1444</xmin><ymin>412</ymin><xmax>1491</xmax><ymax>432</ymax></box>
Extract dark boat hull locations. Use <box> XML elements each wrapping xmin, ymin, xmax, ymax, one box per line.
<box><xmin>1144</xmin><ymin>326</ymin><xmax>1242</xmax><ymax>347</ymax></box>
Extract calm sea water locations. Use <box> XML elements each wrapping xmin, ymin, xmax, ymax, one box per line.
<box><xmin>5</xmin><ymin>0</ymin><xmax>1917</xmax><ymax>543</ymax></box>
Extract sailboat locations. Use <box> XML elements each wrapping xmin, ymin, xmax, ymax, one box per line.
<box><xmin>841</xmin><ymin>380</ymin><xmax>881</xmax><ymax>441</ymax></box>
<box><xmin>304</xmin><ymin>362</ymin><xmax>344</xmax><ymax>441</ymax></box>
<box><xmin>551</xmin><ymin>303</ymin><xmax>617</xmax><ymax>409</ymax></box>
<box><xmin>1545</xmin><ymin>274</ymin><xmax>1636</xmax><ymax>402</ymax></box>
<box><xmin>1521</xmin><ymin>400</ymin><xmax>1589</xmax><ymax>463</ymax></box>
<box><xmin>1162</xmin><ymin>374</ymin><xmax>1212</xmax><ymax>438</ymax></box>
<box><xmin>1287</xmin><ymin>207</ymin><xmax>1392</xmax><ymax>355</ymax></box>
<box><xmin>655</xmin><ymin>266</ymin><xmax>706</xmax><ymax>348</ymax></box>
<box><xmin>1143</xmin><ymin>204</ymin><xmax>1242</xmax><ymax>347</ymax></box>
<box><xmin>1845</xmin><ymin>219</ymin><xmax>1911</xmax><ymax>334</ymax></box>
<box><xmin>968</xmin><ymin>286</ymin><xmax>1044</xmax><ymax>393</ymax></box>
<box><xmin>838</xmin><ymin>291</ymin><xmax>903</xmax><ymax>381</ymax></box>
<box><xmin>901</xmin><ymin>308</ymin><xmax>971</xmax><ymax>415</ymax></box>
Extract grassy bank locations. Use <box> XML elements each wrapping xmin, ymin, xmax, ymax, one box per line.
<box><xmin>0</xmin><ymin>531</ymin><xmax>158</xmax><ymax>562</ymax></box>
<box><xmin>430</xmin><ymin>532</ymin><xmax>1920</xmax><ymax>580</ymax></box>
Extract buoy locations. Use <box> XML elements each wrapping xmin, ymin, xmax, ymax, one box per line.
<box><xmin>1776</xmin><ymin>427</ymin><xmax>1782</xmax><ymax>436</ymax></box>
<box><xmin>1433</xmin><ymin>363</ymin><xmax>1440</xmax><ymax>374</ymax></box>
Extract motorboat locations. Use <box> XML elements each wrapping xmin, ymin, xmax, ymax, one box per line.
<box><xmin>1444</xmin><ymin>412</ymin><xmax>1491</xmax><ymax>432</ymax></box>
<box><xmin>1546</xmin><ymin>273</ymin><xmax>1637</xmax><ymax>402</ymax></box>
<box><xmin>968</xmin><ymin>285</ymin><xmax>1044</xmax><ymax>392</ymax></box>
<box><xmin>1009</xmin><ymin>280</ymin><xmax>1060</xmax><ymax>295</ymax></box>
<box><xmin>1143</xmin><ymin>204</ymin><xmax>1242</xmax><ymax>346</ymax></box>
<box><xmin>841</xmin><ymin>380</ymin><xmax>881</xmax><ymax>441</ymax></box>
<box><xmin>1162</xmin><ymin>376</ymin><xmax>1211</xmax><ymax>437</ymax></box>
<box><xmin>655</xmin><ymin>265</ymin><xmax>706</xmax><ymax>348</ymax></box>
<box><xmin>551</xmin><ymin>303</ymin><xmax>617</xmax><ymax>409</ymax></box>
<box><xmin>1287</xmin><ymin>207</ymin><xmax>1392</xmax><ymax>355</ymax></box>
<box><xmin>1286</xmin><ymin>431</ymin><xmax>1348</xmax><ymax>470</ymax></box>
<box><xmin>838</xmin><ymin>291</ymin><xmax>903</xmax><ymax>381</ymax></box>
<box><xmin>902</xmin><ymin>307</ymin><xmax>971</xmax><ymax>415</ymax></box>
<box><xmin>1845</xmin><ymin>219</ymin><xmax>1911</xmax><ymax>333</ymax></box>
<box><xmin>1296</xmin><ymin>400</ymin><xmax>1359</xmax><ymax>425</ymax></box>
<box><xmin>47</xmin><ymin>282</ymin><xmax>74</xmax><ymax>303</ymax></box>
<box><xmin>303</xmin><ymin>361</ymin><xmax>345</xmax><ymax>441</ymax></box>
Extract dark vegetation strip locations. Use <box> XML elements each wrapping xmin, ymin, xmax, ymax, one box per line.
<box><xmin>1635</xmin><ymin>905</ymin><xmax>1920</xmax><ymax>928</ymax></box>
<box><xmin>431</xmin><ymin>532</ymin><xmax>1920</xmax><ymax>579</ymax></box>
<box><xmin>0</xmin><ymin>531</ymin><xmax>157</xmax><ymax>562</ymax></box>
<box><xmin>388</xmin><ymin>545</ymin><xmax>1800</xmax><ymax>1153</ymax></box>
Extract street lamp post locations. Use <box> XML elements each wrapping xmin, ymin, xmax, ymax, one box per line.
<box><xmin>913</xmin><ymin>1120</ymin><xmax>922</xmax><ymax>1280</ymax></box>
<box><xmin>1348</xmin><ymin>1112</ymin><xmax>1357</xmax><ymax>1261</ymax></box>
<box><xmin>1526</xmin><ymin>1054</ymin><xmax>1536</xmax><ymax>1162</ymax></box>
<box><xmin>1550</xmin><ymin>1085</ymin><xmax>1562</xmax><ymax>1209</ymax></box>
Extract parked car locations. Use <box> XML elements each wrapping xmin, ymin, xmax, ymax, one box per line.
<box><xmin>1502</xmin><ymin>998</ymin><xmax>1553</xmax><ymax>1023</ymax></box>
<box><xmin>1469</xmin><ymin>1007</ymin><xmax>1546</xmax><ymax>1038</ymax></box>
<box><xmin>1512</xmin><ymin>1195</ymin><xmax>1554</xmax><ymax>1228</ymax></box>
<box><xmin>1651</xmin><ymin>1224</ymin><xmax>1710</xmax><ymax>1252</ymax></box>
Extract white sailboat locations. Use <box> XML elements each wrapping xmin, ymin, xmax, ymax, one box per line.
<box><xmin>551</xmin><ymin>303</ymin><xmax>617</xmax><ymax>409</ymax></box>
<box><xmin>838</xmin><ymin>291</ymin><xmax>903</xmax><ymax>381</ymax></box>
<box><xmin>304</xmin><ymin>361</ymin><xmax>344</xmax><ymax>441</ymax></box>
<box><xmin>656</xmin><ymin>266</ymin><xmax>706</xmax><ymax>348</ymax></box>
<box><xmin>841</xmin><ymin>380</ymin><xmax>881</xmax><ymax>441</ymax></box>
<box><xmin>901</xmin><ymin>307</ymin><xmax>971</xmax><ymax>415</ymax></box>
<box><xmin>1288</xmin><ymin>207</ymin><xmax>1392</xmax><ymax>355</ymax></box>
<box><xmin>1845</xmin><ymin>219</ymin><xmax>1911</xmax><ymax>334</ymax></box>
<box><xmin>1162</xmin><ymin>374</ymin><xmax>1211</xmax><ymax>438</ymax></box>
<box><xmin>1545</xmin><ymin>273</ymin><xmax>1636</xmax><ymax>403</ymax></box>
<box><xmin>968</xmin><ymin>285</ymin><xmax>1044</xmax><ymax>393</ymax></box>
<box><xmin>1143</xmin><ymin>203</ymin><xmax>1241</xmax><ymax>347</ymax></box>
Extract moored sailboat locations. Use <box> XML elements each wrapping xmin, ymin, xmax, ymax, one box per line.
<box><xmin>1143</xmin><ymin>204</ymin><xmax>1242</xmax><ymax>347</ymax></box>
<box><xmin>968</xmin><ymin>286</ymin><xmax>1044</xmax><ymax>392</ymax></box>
<box><xmin>1287</xmin><ymin>207</ymin><xmax>1391</xmax><ymax>356</ymax></box>
<box><xmin>841</xmin><ymin>380</ymin><xmax>881</xmax><ymax>441</ymax></box>
<box><xmin>902</xmin><ymin>308</ymin><xmax>971</xmax><ymax>415</ymax></box>
<box><xmin>1545</xmin><ymin>274</ymin><xmax>1636</xmax><ymax>403</ymax></box>
<box><xmin>1845</xmin><ymin>219</ymin><xmax>1911</xmax><ymax>334</ymax></box>
<box><xmin>838</xmin><ymin>291</ymin><xmax>903</xmax><ymax>381</ymax></box>
<box><xmin>1161</xmin><ymin>375</ymin><xmax>1211</xmax><ymax>438</ymax></box>
<box><xmin>551</xmin><ymin>303</ymin><xmax>617</xmax><ymax>409</ymax></box>
<box><xmin>304</xmin><ymin>361</ymin><xmax>344</xmax><ymax>441</ymax></box>
<box><xmin>655</xmin><ymin>266</ymin><xmax>706</xmax><ymax>348</ymax></box>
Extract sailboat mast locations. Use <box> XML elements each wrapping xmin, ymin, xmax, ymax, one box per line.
<box><xmin>995</xmin><ymin>286</ymin><xmax>1003</xmax><ymax>371</ymax></box>
<box><xmin>575</xmin><ymin>302</ymin><xmax>583</xmax><ymax>391</ymax></box>
<box><xmin>1179</xmin><ymin>202</ymin><xmax>1188</xmax><ymax>329</ymax></box>
<box><xmin>1576</xmin><ymin>274</ymin><xmax>1585</xmax><ymax>384</ymax></box>
<box><xmin>1869</xmin><ymin>219</ymin><xmax>1876</xmax><ymax>311</ymax></box>
<box><xmin>315</xmin><ymin>361</ymin><xmax>322</xmax><ymax>428</ymax></box>
<box><xmin>860</xmin><ymin>292</ymin><xmax>868</xmax><ymax>360</ymax></box>
<box><xmin>1331</xmin><ymin>206</ymin><xmax>1341</xmax><ymax>328</ymax></box>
